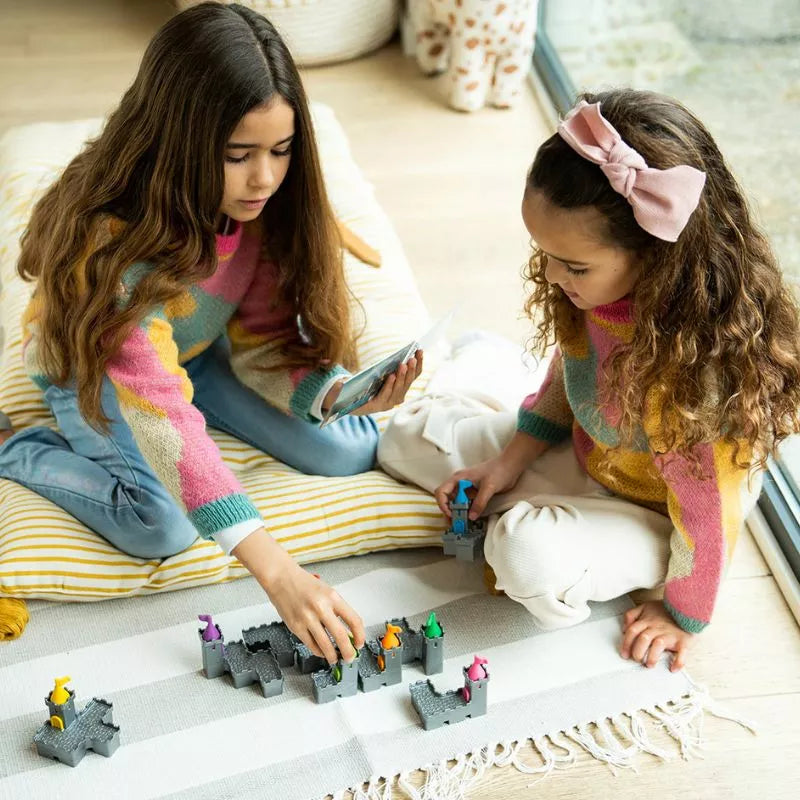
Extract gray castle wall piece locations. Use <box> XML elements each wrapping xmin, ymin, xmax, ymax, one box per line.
<box><xmin>200</xmin><ymin>620</ymin><xmax>342</xmax><ymax>701</ymax></box>
<box><xmin>241</xmin><ymin>621</ymin><xmax>297</xmax><ymax>668</ymax></box>
<box><xmin>312</xmin><ymin>658</ymin><xmax>359</xmax><ymax>703</ymax></box>
<box><xmin>199</xmin><ymin>628</ymin><xmax>283</xmax><ymax>698</ymax></box>
<box><xmin>223</xmin><ymin>641</ymin><xmax>284</xmax><ymax>698</ymax></box>
<box><xmin>241</xmin><ymin>621</ymin><xmax>328</xmax><ymax>674</ymax></box>
<box><xmin>292</xmin><ymin>639</ymin><xmax>329</xmax><ymax>675</ymax></box>
<box><xmin>409</xmin><ymin>667</ymin><xmax>489</xmax><ymax>731</ymax></box>
<box><xmin>34</xmin><ymin>692</ymin><xmax>120</xmax><ymax>767</ymax></box>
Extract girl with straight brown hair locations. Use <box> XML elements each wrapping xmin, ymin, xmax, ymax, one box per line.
<box><xmin>0</xmin><ymin>2</ymin><xmax>422</xmax><ymax>663</ymax></box>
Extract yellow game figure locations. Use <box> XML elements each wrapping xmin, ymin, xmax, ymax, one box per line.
<box><xmin>50</xmin><ymin>676</ymin><xmax>72</xmax><ymax>706</ymax></box>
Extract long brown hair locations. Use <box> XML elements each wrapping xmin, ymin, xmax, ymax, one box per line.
<box><xmin>17</xmin><ymin>2</ymin><xmax>356</xmax><ymax>428</ymax></box>
<box><xmin>523</xmin><ymin>89</ymin><xmax>800</xmax><ymax>468</ymax></box>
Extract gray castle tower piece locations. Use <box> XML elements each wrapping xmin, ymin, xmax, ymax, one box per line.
<box><xmin>442</xmin><ymin>479</ymin><xmax>486</xmax><ymax>561</ymax></box>
<box><xmin>199</xmin><ymin>623</ymin><xmax>227</xmax><ymax>679</ymax></box>
<box><xmin>199</xmin><ymin>622</ymin><xmax>283</xmax><ymax>698</ymax></box>
<box><xmin>358</xmin><ymin>640</ymin><xmax>404</xmax><ymax>692</ymax></box>
<box><xmin>34</xmin><ymin>688</ymin><xmax>120</xmax><ymax>767</ymax></box>
<box><xmin>389</xmin><ymin>617</ymin><xmax>444</xmax><ymax>675</ymax></box>
<box><xmin>312</xmin><ymin>658</ymin><xmax>359</xmax><ymax>703</ymax></box>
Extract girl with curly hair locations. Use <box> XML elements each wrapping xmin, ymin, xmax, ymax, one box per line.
<box><xmin>378</xmin><ymin>89</ymin><xmax>800</xmax><ymax>671</ymax></box>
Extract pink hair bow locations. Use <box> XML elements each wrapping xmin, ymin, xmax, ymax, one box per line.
<box><xmin>557</xmin><ymin>101</ymin><xmax>706</xmax><ymax>242</ymax></box>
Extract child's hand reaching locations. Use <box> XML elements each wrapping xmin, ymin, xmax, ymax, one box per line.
<box><xmin>323</xmin><ymin>351</ymin><xmax>423</xmax><ymax>417</ymax></box>
<box><xmin>435</xmin><ymin>455</ymin><xmax>526</xmax><ymax>520</ymax></box>
<box><xmin>265</xmin><ymin>560</ymin><xmax>364</xmax><ymax>664</ymax></box>
<box><xmin>232</xmin><ymin>528</ymin><xmax>365</xmax><ymax>664</ymax></box>
<box><xmin>621</xmin><ymin>600</ymin><xmax>693</xmax><ymax>672</ymax></box>
<box><xmin>435</xmin><ymin>432</ymin><xmax>550</xmax><ymax>518</ymax></box>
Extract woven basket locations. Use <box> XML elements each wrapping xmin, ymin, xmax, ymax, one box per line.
<box><xmin>175</xmin><ymin>0</ymin><xmax>400</xmax><ymax>66</ymax></box>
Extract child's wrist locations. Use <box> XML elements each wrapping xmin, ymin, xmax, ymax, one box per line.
<box><xmin>502</xmin><ymin>432</ymin><xmax>548</xmax><ymax>473</ymax></box>
<box><xmin>232</xmin><ymin>527</ymin><xmax>294</xmax><ymax>588</ymax></box>
<box><xmin>499</xmin><ymin>453</ymin><xmax>529</xmax><ymax>481</ymax></box>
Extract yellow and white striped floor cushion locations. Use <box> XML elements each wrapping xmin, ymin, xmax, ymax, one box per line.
<box><xmin>0</xmin><ymin>103</ymin><xmax>443</xmax><ymax>605</ymax></box>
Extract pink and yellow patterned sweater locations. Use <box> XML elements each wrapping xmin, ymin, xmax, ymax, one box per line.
<box><xmin>22</xmin><ymin>217</ymin><xmax>348</xmax><ymax>544</ymax></box>
<box><xmin>517</xmin><ymin>297</ymin><xmax>758</xmax><ymax>633</ymax></box>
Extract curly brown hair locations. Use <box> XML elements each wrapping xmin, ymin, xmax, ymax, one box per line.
<box><xmin>523</xmin><ymin>89</ymin><xmax>800</xmax><ymax>468</ymax></box>
<box><xmin>17</xmin><ymin>2</ymin><xmax>357</xmax><ymax>429</ymax></box>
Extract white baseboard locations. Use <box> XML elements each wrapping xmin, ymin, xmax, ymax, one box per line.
<box><xmin>747</xmin><ymin>506</ymin><xmax>800</xmax><ymax>626</ymax></box>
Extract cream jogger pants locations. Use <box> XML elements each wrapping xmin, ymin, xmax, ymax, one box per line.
<box><xmin>378</xmin><ymin>394</ymin><xmax>673</xmax><ymax>629</ymax></box>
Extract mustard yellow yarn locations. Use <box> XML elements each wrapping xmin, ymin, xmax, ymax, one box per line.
<box><xmin>0</xmin><ymin>598</ymin><xmax>29</xmax><ymax>640</ymax></box>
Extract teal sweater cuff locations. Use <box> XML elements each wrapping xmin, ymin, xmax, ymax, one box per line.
<box><xmin>189</xmin><ymin>493</ymin><xmax>261</xmax><ymax>540</ymax></box>
<box><xmin>517</xmin><ymin>408</ymin><xmax>572</xmax><ymax>444</ymax></box>
<box><xmin>290</xmin><ymin>364</ymin><xmax>350</xmax><ymax>422</ymax></box>
<box><xmin>663</xmin><ymin>598</ymin><xmax>709</xmax><ymax>634</ymax></box>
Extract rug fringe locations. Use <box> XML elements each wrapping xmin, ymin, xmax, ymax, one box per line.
<box><xmin>325</xmin><ymin>685</ymin><xmax>757</xmax><ymax>800</ymax></box>
<box><xmin>613</xmin><ymin>711</ymin><xmax>673</xmax><ymax>761</ymax></box>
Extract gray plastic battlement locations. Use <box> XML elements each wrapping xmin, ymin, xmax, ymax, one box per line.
<box><xmin>443</xmin><ymin>493</ymin><xmax>486</xmax><ymax>561</ymax></box>
<box><xmin>409</xmin><ymin>667</ymin><xmax>489</xmax><ymax>731</ymax></box>
<box><xmin>34</xmin><ymin>693</ymin><xmax>120</xmax><ymax>767</ymax></box>
<box><xmin>199</xmin><ymin>626</ymin><xmax>284</xmax><ymax>698</ymax></box>
<box><xmin>242</xmin><ymin>621</ymin><xmax>297</xmax><ymax>668</ymax></box>
<box><xmin>293</xmin><ymin>639</ymin><xmax>329</xmax><ymax>675</ymax></box>
<box><xmin>312</xmin><ymin>659</ymin><xmax>359</xmax><ymax>703</ymax></box>
<box><xmin>224</xmin><ymin>640</ymin><xmax>284</xmax><ymax>698</ymax></box>
<box><xmin>388</xmin><ymin>617</ymin><xmax>444</xmax><ymax>675</ymax></box>
<box><xmin>358</xmin><ymin>641</ymin><xmax>403</xmax><ymax>692</ymax></box>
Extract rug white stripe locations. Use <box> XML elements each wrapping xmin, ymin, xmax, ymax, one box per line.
<box><xmin>0</xmin><ymin>560</ymin><xmax>482</xmax><ymax>720</ymax></box>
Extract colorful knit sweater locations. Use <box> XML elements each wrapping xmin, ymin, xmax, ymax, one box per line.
<box><xmin>22</xmin><ymin>216</ymin><xmax>347</xmax><ymax>542</ymax></box>
<box><xmin>517</xmin><ymin>297</ymin><xmax>756</xmax><ymax>633</ymax></box>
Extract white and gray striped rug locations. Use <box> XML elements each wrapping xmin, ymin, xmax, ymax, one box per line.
<box><xmin>0</xmin><ymin>549</ymin><xmax>721</xmax><ymax>800</ymax></box>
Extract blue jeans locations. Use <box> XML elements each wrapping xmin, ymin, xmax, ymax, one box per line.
<box><xmin>0</xmin><ymin>338</ymin><xmax>378</xmax><ymax>559</ymax></box>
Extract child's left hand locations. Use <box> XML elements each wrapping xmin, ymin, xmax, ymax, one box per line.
<box><xmin>620</xmin><ymin>600</ymin><xmax>693</xmax><ymax>672</ymax></box>
<box><xmin>324</xmin><ymin>351</ymin><xmax>423</xmax><ymax>416</ymax></box>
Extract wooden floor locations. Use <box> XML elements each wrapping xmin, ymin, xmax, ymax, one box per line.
<box><xmin>1</xmin><ymin>2</ymin><xmax>799</xmax><ymax>797</ymax></box>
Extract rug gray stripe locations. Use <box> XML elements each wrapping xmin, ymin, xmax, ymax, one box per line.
<box><xmin>0</xmin><ymin>549</ymin><xmax>445</xmax><ymax>666</ymax></box>
<box><xmin>0</xmin><ymin>591</ymin><xmax>628</xmax><ymax>778</ymax></box>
